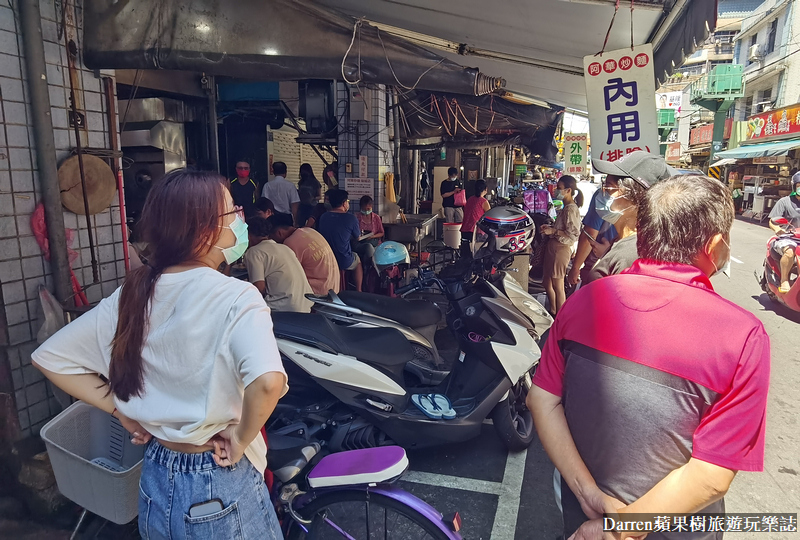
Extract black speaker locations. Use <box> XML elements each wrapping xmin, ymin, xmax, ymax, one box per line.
<box><xmin>299</xmin><ymin>80</ymin><xmax>337</xmax><ymax>135</ymax></box>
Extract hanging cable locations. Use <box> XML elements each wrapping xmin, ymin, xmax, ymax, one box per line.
<box><xmin>596</xmin><ymin>0</ymin><xmax>621</xmax><ymax>56</ymax></box>
<box><xmin>376</xmin><ymin>26</ymin><xmax>445</xmax><ymax>91</ymax></box>
<box><xmin>630</xmin><ymin>0</ymin><xmax>635</xmax><ymax>50</ymax></box>
<box><xmin>342</xmin><ymin>18</ymin><xmax>365</xmax><ymax>85</ymax></box>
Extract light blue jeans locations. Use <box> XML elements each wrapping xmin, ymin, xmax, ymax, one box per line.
<box><xmin>138</xmin><ymin>440</ymin><xmax>282</xmax><ymax>540</ymax></box>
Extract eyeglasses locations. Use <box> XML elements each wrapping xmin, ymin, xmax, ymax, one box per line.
<box><xmin>220</xmin><ymin>206</ymin><xmax>245</xmax><ymax>221</ymax></box>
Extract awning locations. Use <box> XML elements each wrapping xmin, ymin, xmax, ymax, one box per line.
<box><xmin>83</xmin><ymin>0</ymin><xmax>503</xmax><ymax>96</ymax></box>
<box><xmin>710</xmin><ymin>158</ymin><xmax>738</xmax><ymax>167</ymax></box>
<box><xmin>713</xmin><ymin>139</ymin><xmax>800</xmax><ymax>159</ymax></box>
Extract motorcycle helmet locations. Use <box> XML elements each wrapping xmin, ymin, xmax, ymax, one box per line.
<box><xmin>373</xmin><ymin>241</ymin><xmax>410</xmax><ymax>273</ymax></box>
<box><xmin>475</xmin><ymin>206</ymin><xmax>535</xmax><ymax>254</ymax></box>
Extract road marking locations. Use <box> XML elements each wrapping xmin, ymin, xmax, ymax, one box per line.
<box><xmin>731</xmin><ymin>256</ymin><xmax>744</xmax><ymax>264</ymax></box>
<box><xmin>490</xmin><ymin>449</ymin><xmax>528</xmax><ymax>540</ymax></box>
<box><xmin>403</xmin><ymin>470</ymin><xmax>504</xmax><ymax>495</ymax></box>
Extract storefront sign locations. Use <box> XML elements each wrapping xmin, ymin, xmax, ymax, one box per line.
<box><xmin>656</xmin><ymin>92</ymin><xmax>682</xmax><ymax>110</ymax></box>
<box><xmin>724</xmin><ymin>118</ymin><xmax>733</xmax><ymax>140</ymax></box>
<box><xmin>344</xmin><ymin>177</ymin><xmax>374</xmax><ymax>198</ymax></box>
<box><xmin>665</xmin><ymin>142</ymin><xmax>682</xmax><ymax>163</ymax></box>
<box><xmin>746</xmin><ymin>104</ymin><xmax>800</xmax><ymax>141</ymax></box>
<box><xmin>690</xmin><ymin>125</ymin><xmax>714</xmax><ymax>146</ymax></box>
<box><xmin>563</xmin><ymin>133</ymin><xmax>588</xmax><ymax>176</ymax></box>
<box><xmin>753</xmin><ymin>156</ymin><xmax>787</xmax><ymax>164</ymax></box>
<box><xmin>359</xmin><ymin>155</ymin><xmax>368</xmax><ymax>178</ymax></box>
<box><xmin>584</xmin><ymin>44</ymin><xmax>659</xmax><ymax>162</ymax></box>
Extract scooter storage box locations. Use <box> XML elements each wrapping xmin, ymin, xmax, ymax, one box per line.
<box><xmin>40</xmin><ymin>401</ymin><xmax>144</xmax><ymax>524</ymax></box>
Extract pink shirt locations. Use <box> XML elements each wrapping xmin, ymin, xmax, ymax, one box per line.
<box><xmin>284</xmin><ymin>228</ymin><xmax>340</xmax><ymax>295</ymax></box>
<box><xmin>357</xmin><ymin>212</ymin><xmax>384</xmax><ymax>236</ymax></box>
<box><xmin>461</xmin><ymin>196</ymin><xmax>488</xmax><ymax>233</ymax></box>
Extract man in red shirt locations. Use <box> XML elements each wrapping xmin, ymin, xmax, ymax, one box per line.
<box><xmin>529</xmin><ymin>175</ymin><xmax>770</xmax><ymax>539</ymax></box>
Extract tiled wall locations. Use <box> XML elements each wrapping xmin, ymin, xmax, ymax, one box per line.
<box><xmin>336</xmin><ymin>82</ymin><xmax>392</xmax><ymax>213</ymax></box>
<box><xmin>0</xmin><ymin>0</ymin><xmax>125</xmax><ymax>438</ymax></box>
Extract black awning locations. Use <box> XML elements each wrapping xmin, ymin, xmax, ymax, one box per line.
<box><xmin>653</xmin><ymin>0</ymin><xmax>718</xmax><ymax>84</ymax></box>
<box><xmin>83</xmin><ymin>0</ymin><xmax>503</xmax><ymax>96</ymax></box>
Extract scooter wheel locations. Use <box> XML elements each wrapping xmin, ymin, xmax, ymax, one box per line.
<box><xmin>492</xmin><ymin>379</ymin><xmax>535</xmax><ymax>451</ymax></box>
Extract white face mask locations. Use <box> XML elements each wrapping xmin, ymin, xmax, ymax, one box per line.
<box><xmin>710</xmin><ymin>237</ymin><xmax>731</xmax><ymax>278</ymax></box>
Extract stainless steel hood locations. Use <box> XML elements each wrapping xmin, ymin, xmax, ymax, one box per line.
<box><xmin>83</xmin><ymin>0</ymin><xmax>504</xmax><ymax>96</ymax></box>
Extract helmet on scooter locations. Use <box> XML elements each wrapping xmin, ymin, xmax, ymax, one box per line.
<box><xmin>373</xmin><ymin>241</ymin><xmax>410</xmax><ymax>272</ymax></box>
<box><xmin>475</xmin><ymin>206</ymin><xmax>534</xmax><ymax>254</ymax></box>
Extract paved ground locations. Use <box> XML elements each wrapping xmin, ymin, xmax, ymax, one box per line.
<box><xmin>399</xmin><ymin>218</ymin><xmax>799</xmax><ymax>540</ymax></box>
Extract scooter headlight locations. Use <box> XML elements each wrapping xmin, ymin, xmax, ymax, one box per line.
<box><xmin>523</xmin><ymin>300</ymin><xmax>552</xmax><ymax>321</ymax></box>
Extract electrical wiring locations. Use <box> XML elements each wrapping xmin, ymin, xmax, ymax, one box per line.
<box><xmin>342</xmin><ymin>18</ymin><xmax>365</xmax><ymax>85</ymax></box>
<box><xmin>375</xmin><ymin>26</ymin><xmax>446</xmax><ymax>91</ymax></box>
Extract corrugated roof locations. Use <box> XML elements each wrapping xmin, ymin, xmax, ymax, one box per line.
<box><xmin>718</xmin><ymin>0</ymin><xmax>766</xmax><ymax>17</ymax></box>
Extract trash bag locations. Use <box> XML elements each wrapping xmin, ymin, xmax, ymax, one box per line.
<box><xmin>36</xmin><ymin>285</ymin><xmax>65</xmax><ymax>345</ymax></box>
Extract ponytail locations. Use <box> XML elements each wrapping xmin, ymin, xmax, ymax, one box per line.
<box><xmin>574</xmin><ymin>188</ymin><xmax>584</xmax><ymax>208</ymax></box>
<box><xmin>109</xmin><ymin>264</ymin><xmax>160</xmax><ymax>401</ymax></box>
<box><xmin>108</xmin><ymin>168</ymin><xmax>228</xmax><ymax>401</ymax></box>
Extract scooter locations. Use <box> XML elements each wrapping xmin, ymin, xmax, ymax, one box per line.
<box><xmin>269</xmin><ymin>267</ymin><xmax>541</xmax><ymax>453</ymax></box>
<box><xmin>756</xmin><ymin>218</ymin><xmax>800</xmax><ymax>312</ymax></box>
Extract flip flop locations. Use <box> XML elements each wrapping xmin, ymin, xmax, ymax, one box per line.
<box><xmin>430</xmin><ymin>394</ymin><xmax>457</xmax><ymax>420</ymax></box>
<box><xmin>411</xmin><ymin>394</ymin><xmax>443</xmax><ymax>420</ymax></box>
<box><xmin>779</xmin><ymin>282</ymin><xmax>791</xmax><ymax>293</ymax></box>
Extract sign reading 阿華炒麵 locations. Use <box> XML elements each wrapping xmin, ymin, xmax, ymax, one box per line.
<box><xmin>563</xmin><ymin>133</ymin><xmax>588</xmax><ymax>176</ymax></box>
<box><xmin>584</xmin><ymin>45</ymin><xmax>659</xmax><ymax>163</ymax></box>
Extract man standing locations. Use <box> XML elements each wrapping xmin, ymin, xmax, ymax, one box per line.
<box><xmin>243</xmin><ymin>217</ymin><xmax>313</xmax><ymax>313</ymax></box>
<box><xmin>318</xmin><ymin>189</ymin><xmax>363</xmax><ymax>292</ymax></box>
<box><xmin>529</xmin><ymin>175</ymin><xmax>770</xmax><ymax>539</ymax></box>
<box><xmin>269</xmin><ymin>218</ymin><xmax>340</xmax><ymax>296</ymax></box>
<box><xmin>768</xmin><ymin>171</ymin><xmax>800</xmax><ymax>292</ymax></box>
<box><xmin>440</xmin><ymin>167</ymin><xmax>464</xmax><ymax>223</ymax></box>
<box><xmin>262</xmin><ymin>162</ymin><xmax>300</xmax><ymax>225</ymax></box>
<box><xmin>567</xmin><ymin>151</ymin><xmax>676</xmax><ymax>286</ymax></box>
<box><xmin>229</xmin><ymin>160</ymin><xmax>258</xmax><ymax>217</ymax></box>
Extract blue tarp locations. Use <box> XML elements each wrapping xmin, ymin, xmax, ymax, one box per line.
<box><xmin>714</xmin><ymin>139</ymin><xmax>800</xmax><ymax>159</ymax></box>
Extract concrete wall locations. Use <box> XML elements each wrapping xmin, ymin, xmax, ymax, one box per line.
<box><xmin>0</xmin><ymin>0</ymin><xmax>125</xmax><ymax>438</ymax></box>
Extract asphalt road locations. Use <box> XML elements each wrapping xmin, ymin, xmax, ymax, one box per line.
<box><xmin>402</xmin><ymin>218</ymin><xmax>799</xmax><ymax>540</ymax></box>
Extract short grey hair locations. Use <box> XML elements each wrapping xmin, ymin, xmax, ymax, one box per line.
<box><xmin>637</xmin><ymin>175</ymin><xmax>734</xmax><ymax>264</ymax></box>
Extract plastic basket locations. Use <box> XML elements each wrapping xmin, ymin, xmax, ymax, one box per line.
<box><xmin>40</xmin><ymin>401</ymin><xmax>144</xmax><ymax>524</ymax></box>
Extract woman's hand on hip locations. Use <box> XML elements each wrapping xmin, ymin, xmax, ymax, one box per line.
<box><xmin>211</xmin><ymin>425</ymin><xmax>247</xmax><ymax>467</ymax></box>
<box><xmin>115</xmin><ymin>411</ymin><xmax>152</xmax><ymax>445</ymax></box>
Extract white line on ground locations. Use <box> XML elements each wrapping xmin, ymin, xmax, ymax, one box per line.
<box><xmin>731</xmin><ymin>256</ymin><xmax>744</xmax><ymax>264</ymax></box>
<box><xmin>403</xmin><ymin>470</ymin><xmax>504</xmax><ymax>495</ymax></box>
<box><xmin>490</xmin><ymin>449</ymin><xmax>528</xmax><ymax>540</ymax></box>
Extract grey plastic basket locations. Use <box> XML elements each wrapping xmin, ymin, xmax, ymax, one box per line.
<box><xmin>40</xmin><ymin>401</ymin><xmax>144</xmax><ymax>524</ymax></box>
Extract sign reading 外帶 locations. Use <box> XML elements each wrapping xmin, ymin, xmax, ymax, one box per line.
<box><xmin>563</xmin><ymin>133</ymin><xmax>588</xmax><ymax>176</ymax></box>
<box><xmin>584</xmin><ymin>45</ymin><xmax>659</xmax><ymax>163</ymax></box>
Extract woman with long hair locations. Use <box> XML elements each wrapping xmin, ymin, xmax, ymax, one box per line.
<box><xmin>33</xmin><ymin>169</ymin><xmax>287</xmax><ymax>539</ymax></box>
<box><xmin>298</xmin><ymin>163</ymin><xmax>322</xmax><ymax>227</ymax></box>
<box><xmin>541</xmin><ymin>175</ymin><xmax>583</xmax><ymax>315</ymax></box>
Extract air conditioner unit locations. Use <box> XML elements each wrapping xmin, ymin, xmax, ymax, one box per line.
<box><xmin>749</xmin><ymin>43</ymin><xmax>763</xmax><ymax>62</ymax></box>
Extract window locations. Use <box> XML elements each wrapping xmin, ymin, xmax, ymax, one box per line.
<box><xmin>743</xmin><ymin>96</ymin><xmax>753</xmax><ymax>119</ymax></box>
<box><xmin>747</xmin><ymin>34</ymin><xmax>758</xmax><ymax>65</ymax></box>
<box><xmin>760</xmin><ymin>88</ymin><xmax>773</xmax><ymax>112</ymax></box>
<box><xmin>767</xmin><ymin>20</ymin><xmax>778</xmax><ymax>54</ymax></box>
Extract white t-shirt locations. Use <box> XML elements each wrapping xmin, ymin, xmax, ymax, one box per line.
<box><xmin>261</xmin><ymin>176</ymin><xmax>300</xmax><ymax>214</ymax></box>
<box><xmin>31</xmin><ymin>267</ymin><xmax>288</xmax><ymax>474</ymax></box>
<box><xmin>244</xmin><ymin>240</ymin><xmax>314</xmax><ymax>313</ymax></box>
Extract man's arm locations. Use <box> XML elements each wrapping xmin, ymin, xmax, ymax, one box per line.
<box><xmin>567</xmin><ymin>226</ymin><xmax>598</xmax><ymax>285</ymax></box>
<box><xmin>291</xmin><ymin>202</ymin><xmax>300</xmax><ymax>225</ymax></box>
<box><xmin>252</xmin><ymin>280</ymin><xmax>266</xmax><ymax>295</ymax></box>
<box><xmin>769</xmin><ymin>218</ymin><xmax>787</xmax><ymax>234</ymax></box>
<box><xmin>617</xmin><ymin>459</ymin><xmax>735</xmax><ymax>516</ymax></box>
<box><xmin>528</xmin><ymin>386</ymin><xmax>619</xmax><ymax>518</ymax></box>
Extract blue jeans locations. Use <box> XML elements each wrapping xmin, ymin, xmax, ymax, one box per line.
<box><xmin>138</xmin><ymin>441</ymin><xmax>282</xmax><ymax>540</ymax></box>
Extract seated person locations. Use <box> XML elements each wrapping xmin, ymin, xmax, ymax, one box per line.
<box><xmin>255</xmin><ymin>197</ymin><xmax>274</xmax><ymax>220</ymax></box>
<box><xmin>269</xmin><ymin>214</ymin><xmax>340</xmax><ymax>296</ymax></box>
<box><xmin>243</xmin><ymin>217</ymin><xmax>313</xmax><ymax>313</ymax></box>
<box><xmin>768</xmin><ymin>172</ymin><xmax>800</xmax><ymax>292</ymax></box>
<box><xmin>318</xmin><ymin>189</ymin><xmax>363</xmax><ymax>292</ymax></box>
<box><xmin>355</xmin><ymin>195</ymin><xmax>385</xmax><ymax>262</ymax></box>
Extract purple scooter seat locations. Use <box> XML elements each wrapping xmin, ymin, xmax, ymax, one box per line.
<box><xmin>307</xmin><ymin>446</ymin><xmax>409</xmax><ymax>489</ymax></box>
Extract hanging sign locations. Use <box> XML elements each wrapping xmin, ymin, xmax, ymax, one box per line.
<box><xmin>584</xmin><ymin>44</ymin><xmax>659</xmax><ymax>163</ymax></box>
<box><xmin>563</xmin><ymin>133</ymin><xmax>588</xmax><ymax>176</ymax></box>
<box><xmin>665</xmin><ymin>142</ymin><xmax>682</xmax><ymax>164</ymax></box>
<box><xmin>344</xmin><ymin>177</ymin><xmax>374</xmax><ymax>198</ymax></box>
<box><xmin>746</xmin><ymin>104</ymin><xmax>800</xmax><ymax>141</ymax></box>
<box><xmin>656</xmin><ymin>92</ymin><xmax>682</xmax><ymax>110</ymax></box>
<box><xmin>359</xmin><ymin>155</ymin><xmax>368</xmax><ymax>178</ymax></box>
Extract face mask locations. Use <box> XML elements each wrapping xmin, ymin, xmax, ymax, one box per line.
<box><xmin>595</xmin><ymin>191</ymin><xmax>630</xmax><ymax>224</ymax></box>
<box><xmin>215</xmin><ymin>215</ymin><xmax>249</xmax><ymax>264</ymax></box>
<box><xmin>361</xmin><ymin>209</ymin><xmax>372</xmax><ymax>215</ymax></box>
<box><xmin>710</xmin><ymin>237</ymin><xmax>732</xmax><ymax>278</ymax></box>
<box><xmin>554</xmin><ymin>189</ymin><xmax>565</xmax><ymax>201</ymax></box>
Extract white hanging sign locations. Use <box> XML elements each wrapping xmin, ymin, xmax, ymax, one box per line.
<box><xmin>584</xmin><ymin>44</ymin><xmax>659</xmax><ymax>163</ymax></box>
